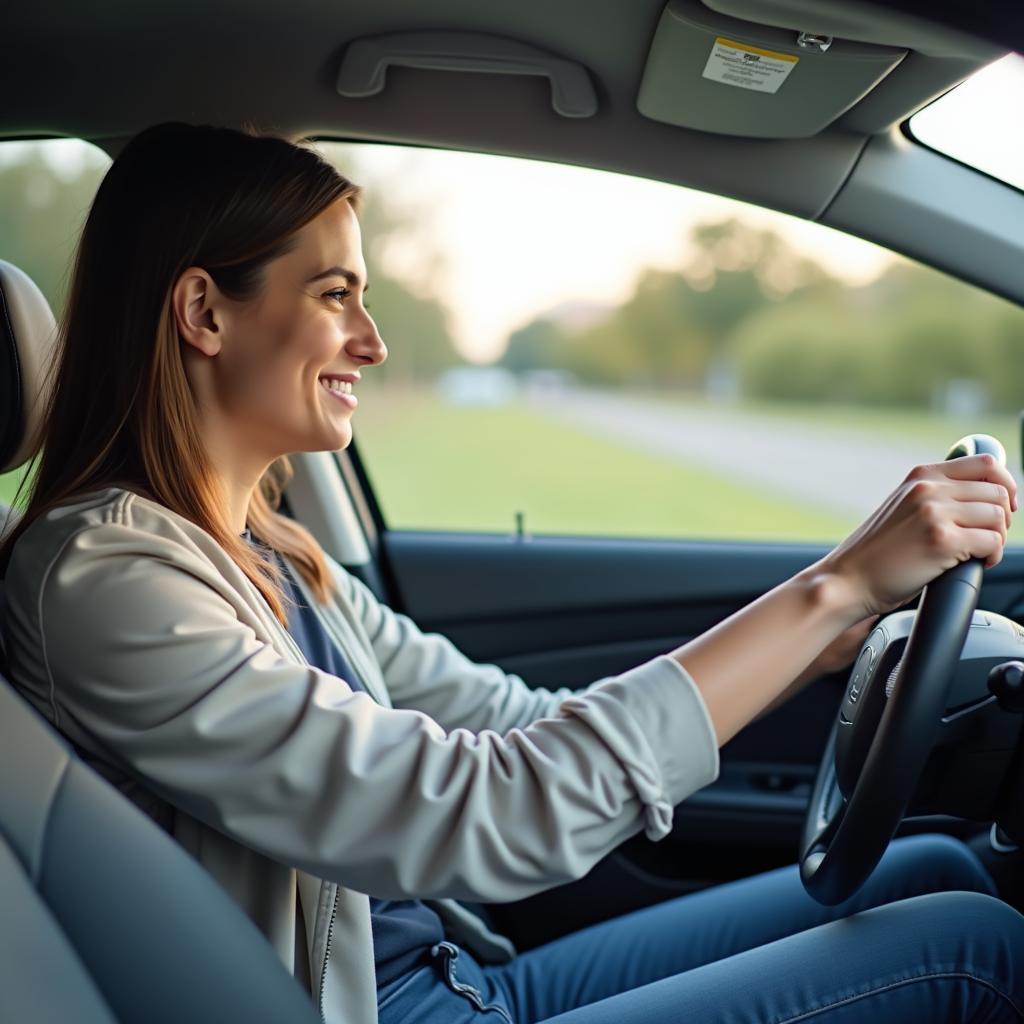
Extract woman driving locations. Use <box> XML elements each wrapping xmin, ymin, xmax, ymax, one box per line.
<box><xmin>2</xmin><ymin>123</ymin><xmax>1023</xmax><ymax>1023</ymax></box>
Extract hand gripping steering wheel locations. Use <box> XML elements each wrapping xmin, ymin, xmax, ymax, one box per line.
<box><xmin>799</xmin><ymin>434</ymin><xmax>1007</xmax><ymax>905</ymax></box>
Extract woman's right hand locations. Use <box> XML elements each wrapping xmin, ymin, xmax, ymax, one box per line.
<box><xmin>820</xmin><ymin>454</ymin><xmax>1018</xmax><ymax>620</ymax></box>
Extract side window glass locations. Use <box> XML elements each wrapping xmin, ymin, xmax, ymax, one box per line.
<box><xmin>317</xmin><ymin>142</ymin><xmax>1024</xmax><ymax>545</ymax></box>
<box><xmin>0</xmin><ymin>139</ymin><xmax>111</xmax><ymax>508</ymax></box>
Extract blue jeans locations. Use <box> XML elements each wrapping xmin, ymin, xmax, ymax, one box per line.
<box><xmin>377</xmin><ymin>834</ymin><xmax>1024</xmax><ymax>1023</ymax></box>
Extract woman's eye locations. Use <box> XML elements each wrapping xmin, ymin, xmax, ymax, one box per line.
<box><xmin>325</xmin><ymin>288</ymin><xmax>351</xmax><ymax>304</ymax></box>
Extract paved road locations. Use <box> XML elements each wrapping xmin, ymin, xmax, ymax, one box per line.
<box><xmin>527</xmin><ymin>390</ymin><xmax>948</xmax><ymax>520</ymax></box>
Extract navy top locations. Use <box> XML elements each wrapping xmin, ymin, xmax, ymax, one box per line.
<box><xmin>243</xmin><ymin>532</ymin><xmax>444</xmax><ymax>988</ymax></box>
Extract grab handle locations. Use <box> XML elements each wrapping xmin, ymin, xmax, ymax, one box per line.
<box><xmin>337</xmin><ymin>31</ymin><xmax>599</xmax><ymax>118</ymax></box>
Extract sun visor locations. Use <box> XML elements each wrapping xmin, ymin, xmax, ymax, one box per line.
<box><xmin>637</xmin><ymin>0</ymin><xmax>906</xmax><ymax>138</ymax></box>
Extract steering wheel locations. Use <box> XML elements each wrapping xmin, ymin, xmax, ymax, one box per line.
<box><xmin>799</xmin><ymin>433</ymin><xmax>1007</xmax><ymax>905</ymax></box>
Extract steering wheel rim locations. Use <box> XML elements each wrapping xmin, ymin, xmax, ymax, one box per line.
<box><xmin>799</xmin><ymin>434</ymin><xmax>1005</xmax><ymax>906</ymax></box>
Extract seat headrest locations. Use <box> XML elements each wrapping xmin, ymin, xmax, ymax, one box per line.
<box><xmin>0</xmin><ymin>261</ymin><xmax>58</xmax><ymax>475</ymax></box>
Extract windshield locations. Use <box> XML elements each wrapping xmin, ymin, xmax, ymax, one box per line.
<box><xmin>909</xmin><ymin>53</ymin><xmax>1024</xmax><ymax>192</ymax></box>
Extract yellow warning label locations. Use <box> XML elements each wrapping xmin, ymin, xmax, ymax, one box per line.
<box><xmin>716</xmin><ymin>37</ymin><xmax>799</xmax><ymax>62</ymax></box>
<box><xmin>702</xmin><ymin>36</ymin><xmax>800</xmax><ymax>94</ymax></box>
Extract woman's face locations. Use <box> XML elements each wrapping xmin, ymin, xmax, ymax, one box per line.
<box><xmin>205</xmin><ymin>197</ymin><xmax>386</xmax><ymax>463</ymax></box>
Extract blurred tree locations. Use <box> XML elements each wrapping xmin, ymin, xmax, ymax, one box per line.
<box><xmin>732</xmin><ymin>298</ymin><xmax>880</xmax><ymax>404</ymax></box>
<box><xmin>500</xmin><ymin>318</ymin><xmax>565</xmax><ymax>373</ymax></box>
<box><xmin>593</xmin><ymin>270</ymin><xmax>704</xmax><ymax>387</ymax></box>
<box><xmin>499</xmin><ymin>218</ymin><xmax>847</xmax><ymax>391</ymax></box>
<box><xmin>731</xmin><ymin>259</ymin><xmax>1024</xmax><ymax>410</ymax></box>
<box><xmin>987</xmin><ymin>305</ymin><xmax>1024</xmax><ymax>409</ymax></box>
<box><xmin>498</xmin><ymin>213</ymin><xmax>1024</xmax><ymax>411</ymax></box>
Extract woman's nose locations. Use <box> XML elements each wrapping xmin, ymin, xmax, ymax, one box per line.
<box><xmin>347</xmin><ymin>310</ymin><xmax>388</xmax><ymax>367</ymax></box>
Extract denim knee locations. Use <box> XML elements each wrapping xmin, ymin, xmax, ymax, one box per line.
<box><xmin>889</xmin><ymin>833</ymin><xmax>998</xmax><ymax>897</ymax></box>
<box><xmin>892</xmin><ymin>891</ymin><xmax>1024</xmax><ymax>1001</ymax></box>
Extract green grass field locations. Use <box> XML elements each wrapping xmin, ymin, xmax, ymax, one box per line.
<box><xmin>351</xmin><ymin>387</ymin><xmax>855</xmax><ymax>542</ymax></box>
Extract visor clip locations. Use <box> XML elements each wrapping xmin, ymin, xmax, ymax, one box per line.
<box><xmin>796</xmin><ymin>32</ymin><xmax>833</xmax><ymax>52</ymax></box>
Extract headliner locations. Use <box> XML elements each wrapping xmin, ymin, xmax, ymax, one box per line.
<box><xmin>0</xmin><ymin>0</ymin><xmax>1006</xmax><ymax>222</ymax></box>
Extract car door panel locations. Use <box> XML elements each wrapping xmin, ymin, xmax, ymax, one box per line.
<box><xmin>375</xmin><ymin>530</ymin><xmax>1024</xmax><ymax>944</ymax></box>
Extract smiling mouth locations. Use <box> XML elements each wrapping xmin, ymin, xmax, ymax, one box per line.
<box><xmin>319</xmin><ymin>377</ymin><xmax>354</xmax><ymax>396</ymax></box>
<box><xmin>318</xmin><ymin>375</ymin><xmax>358</xmax><ymax>409</ymax></box>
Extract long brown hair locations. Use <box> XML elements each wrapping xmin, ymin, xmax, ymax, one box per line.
<box><xmin>0</xmin><ymin>123</ymin><xmax>360</xmax><ymax>623</ymax></box>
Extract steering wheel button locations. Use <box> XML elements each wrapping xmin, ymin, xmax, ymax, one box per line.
<box><xmin>845</xmin><ymin>648</ymin><xmax>873</xmax><ymax>705</ymax></box>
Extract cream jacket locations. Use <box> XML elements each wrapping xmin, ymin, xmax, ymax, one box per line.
<box><xmin>3</xmin><ymin>488</ymin><xmax>720</xmax><ymax>1024</ymax></box>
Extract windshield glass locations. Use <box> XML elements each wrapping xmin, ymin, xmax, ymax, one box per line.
<box><xmin>910</xmin><ymin>53</ymin><xmax>1024</xmax><ymax>191</ymax></box>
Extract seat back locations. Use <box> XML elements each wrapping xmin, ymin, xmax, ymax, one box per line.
<box><xmin>0</xmin><ymin>260</ymin><xmax>58</xmax><ymax>475</ymax></box>
<box><xmin>0</xmin><ymin>257</ymin><xmax>51</xmax><ymax>669</ymax></box>
<box><xmin>0</xmin><ymin>676</ymin><xmax>320</xmax><ymax>1023</ymax></box>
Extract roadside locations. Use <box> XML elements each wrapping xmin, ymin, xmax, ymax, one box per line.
<box><xmin>527</xmin><ymin>388</ymin><xmax>1023</xmax><ymax>532</ymax></box>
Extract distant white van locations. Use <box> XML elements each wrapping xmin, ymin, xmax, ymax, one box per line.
<box><xmin>437</xmin><ymin>366</ymin><xmax>519</xmax><ymax>407</ymax></box>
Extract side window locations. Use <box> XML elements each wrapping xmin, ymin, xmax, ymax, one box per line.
<box><xmin>0</xmin><ymin>139</ymin><xmax>111</xmax><ymax>508</ymax></box>
<box><xmin>317</xmin><ymin>142</ymin><xmax>1024</xmax><ymax>545</ymax></box>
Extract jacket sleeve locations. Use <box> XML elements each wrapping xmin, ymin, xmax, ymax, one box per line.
<box><xmin>330</xmin><ymin>561</ymin><xmax>579</xmax><ymax>734</ymax></box>
<box><xmin>34</xmin><ymin>524</ymin><xmax>720</xmax><ymax>902</ymax></box>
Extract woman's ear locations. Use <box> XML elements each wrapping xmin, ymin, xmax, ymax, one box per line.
<box><xmin>172</xmin><ymin>268</ymin><xmax>223</xmax><ymax>357</ymax></box>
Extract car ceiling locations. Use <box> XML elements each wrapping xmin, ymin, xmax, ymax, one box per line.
<box><xmin>1</xmin><ymin>0</ymin><xmax>1020</xmax><ymax>300</ymax></box>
